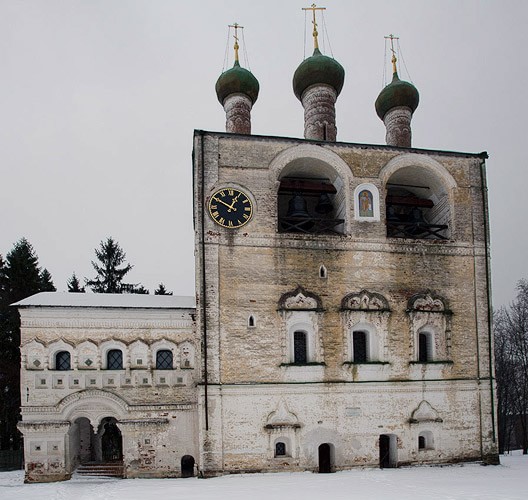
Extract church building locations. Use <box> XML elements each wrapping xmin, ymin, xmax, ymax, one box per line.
<box><xmin>15</xmin><ymin>9</ymin><xmax>498</xmax><ymax>482</ymax></box>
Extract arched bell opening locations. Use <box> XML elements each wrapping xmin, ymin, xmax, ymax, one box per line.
<box><xmin>385</xmin><ymin>165</ymin><xmax>451</xmax><ymax>240</ymax></box>
<box><xmin>277</xmin><ymin>158</ymin><xmax>346</xmax><ymax>235</ymax></box>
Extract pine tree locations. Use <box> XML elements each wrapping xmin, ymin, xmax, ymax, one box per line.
<box><xmin>85</xmin><ymin>237</ymin><xmax>137</xmax><ymax>293</ymax></box>
<box><xmin>155</xmin><ymin>283</ymin><xmax>173</xmax><ymax>295</ymax></box>
<box><xmin>67</xmin><ymin>272</ymin><xmax>85</xmax><ymax>293</ymax></box>
<box><xmin>0</xmin><ymin>238</ymin><xmax>55</xmax><ymax>450</ymax></box>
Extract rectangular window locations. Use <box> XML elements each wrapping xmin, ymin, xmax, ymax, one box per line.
<box><xmin>418</xmin><ymin>333</ymin><xmax>430</xmax><ymax>362</ymax></box>
<box><xmin>293</xmin><ymin>331</ymin><xmax>308</xmax><ymax>364</ymax></box>
<box><xmin>353</xmin><ymin>331</ymin><xmax>368</xmax><ymax>362</ymax></box>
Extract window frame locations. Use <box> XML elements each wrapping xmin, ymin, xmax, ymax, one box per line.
<box><xmin>106</xmin><ymin>349</ymin><xmax>123</xmax><ymax>370</ymax></box>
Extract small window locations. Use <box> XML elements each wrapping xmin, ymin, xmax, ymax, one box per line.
<box><xmin>156</xmin><ymin>350</ymin><xmax>173</xmax><ymax>370</ymax></box>
<box><xmin>319</xmin><ymin>265</ymin><xmax>327</xmax><ymax>279</ymax></box>
<box><xmin>55</xmin><ymin>351</ymin><xmax>71</xmax><ymax>371</ymax></box>
<box><xmin>248</xmin><ymin>315</ymin><xmax>256</xmax><ymax>328</ymax></box>
<box><xmin>418</xmin><ymin>332</ymin><xmax>433</xmax><ymax>362</ymax></box>
<box><xmin>352</xmin><ymin>331</ymin><xmax>368</xmax><ymax>363</ymax></box>
<box><xmin>418</xmin><ymin>431</ymin><xmax>434</xmax><ymax>450</ymax></box>
<box><xmin>293</xmin><ymin>331</ymin><xmax>308</xmax><ymax>364</ymax></box>
<box><xmin>107</xmin><ymin>349</ymin><xmax>123</xmax><ymax>370</ymax></box>
<box><xmin>275</xmin><ymin>442</ymin><xmax>286</xmax><ymax>457</ymax></box>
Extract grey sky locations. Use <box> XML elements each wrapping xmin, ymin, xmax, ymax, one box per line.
<box><xmin>0</xmin><ymin>0</ymin><xmax>526</xmax><ymax>306</ymax></box>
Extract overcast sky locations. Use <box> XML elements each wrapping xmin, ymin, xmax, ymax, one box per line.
<box><xmin>1</xmin><ymin>0</ymin><xmax>526</xmax><ymax>306</ymax></box>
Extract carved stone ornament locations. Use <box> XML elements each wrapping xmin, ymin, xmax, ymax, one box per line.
<box><xmin>278</xmin><ymin>286</ymin><xmax>323</xmax><ymax>311</ymax></box>
<box><xmin>341</xmin><ymin>290</ymin><xmax>390</xmax><ymax>311</ymax></box>
<box><xmin>407</xmin><ymin>291</ymin><xmax>449</xmax><ymax>313</ymax></box>
<box><xmin>264</xmin><ymin>400</ymin><xmax>301</xmax><ymax>430</ymax></box>
<box><xmin>409</xmin><ymin>400</ymin><xmax>443</xmax><ymax>424</ymax></box>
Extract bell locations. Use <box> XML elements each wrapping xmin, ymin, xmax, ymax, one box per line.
<box><xmin>411</xmin><ymin>207</ymin><xmax>426</xmax><ymax>223</ymax></box>
<box><xmin>315</xmin><ymin>192</ymin><xmax>333</xmax><ymax>214</ymax></box>
<box><xmin>286</xmin><ymin>193</ymin><xmax>311</xmax><ymax>218</ymax></box>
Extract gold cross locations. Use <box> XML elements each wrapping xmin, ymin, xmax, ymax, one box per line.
<box><xmin>302</xmin><ymin>3</ymin><xmax>326</xmax><ymax>50</ymax></box>
<box><xmin>229</xmin><ymin>22</ymin><xmax>244</xmax><ymax>62</ymax></box>
<box><xmin>384</xmin><ymin>34</ymin><xmax>399</xmax><ymax>73</ymax></box>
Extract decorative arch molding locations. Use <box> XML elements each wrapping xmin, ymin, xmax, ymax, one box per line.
<box><xmin>60</xmin><ymin>389</ymin><xmax>129</xmax><ymax>428</ymax></box>
<box><xmin>379</xmin><ymin>153</ymin><xmax>457</xmax><ymax>189</ymax></box>
<box><xmin>341</xmin><ymin>291</ymin><xmax>390</xmax><ymax>363</ymax></box>
<box><xmin>407</xmin><ymin>291</ymin><xmax>452</xmax><ymax>361</ymax></box>
<box><xmin>265</xmin><ymin>400</ymin><xmax>301</xmax><ymax>429</ymax></box>
<box><xmin>268</xmin><ymin>143</ymin><xmax>353</xmax><ymax>185</ymax></box>
<box><xmin>409</xmin><ymin>400</ymin><xmax>443</xmax><ymax>424</ymax></box>
<box><xmin>278</xmin><ymin>286</ymin><xmax>323</xmax><ymax>311</ymax></box>
<box><xmin>342</xmin><ymin>290</ymin><xmax>390</xmax><ymax>312</ymax></box>
<box><xmin>407</xmin><ymin>290</ymin><xmax>451</xmax><ymax>314</ymax></box>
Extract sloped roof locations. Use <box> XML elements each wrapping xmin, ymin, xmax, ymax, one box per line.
<box><xmin>13</xmin><ymin>292</ymin><xmax>196</xmax><ymax>309</ymax></box>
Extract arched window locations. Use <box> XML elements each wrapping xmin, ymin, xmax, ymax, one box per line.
<box><xmin>55</xmin><ymin>351</ymin><xmax>71</xmax><ymax>371</ymax></box>
<box><xmin>418</xmin><ymin>332</ymin><xmax>433</xmax><ymax>362</ymax></box>
<box><xmin>418</xmin><ymin>431</ymin><xmax>434</xmax><ymax>450</ymax></box>
<box><xmin>319</xmin><ymin>265</ymin><xmax>327</xmax><ymax>279</ymax></box>
<box><xmin>293</xmin><ymin>331</ymin><xmax>307</xmax><ymax>364</ymax></box>
<box><xmin>352</xmin><ymin>331</ymin><xmax>368</xmax><ymax>362</ymax></box>
<box><xmin>107</xmin><ymin>349</ymin><xmax>123</xmax><ymax>370</ymax></box>
<box><xmin>275</xmin><ymin>442</ymin><xmax>286</xmax><ymax>457</ymax></box>
<box><xmin>156</xmin><ymin>350</ymin><xmax>173</xmax><ymax>370</ymax></box>
<box><xmin>248</xmin><ymin>315</ymin><xmax>256</xmax><ymax>328</ymax></box>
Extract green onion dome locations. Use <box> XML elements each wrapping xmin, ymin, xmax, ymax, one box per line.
<box><xmin>292</xmin><ymin>48</ymin><xmax>345</xmax><ymax>101</ymax></box>
<box><xmin>375</xmin><ymin>72</ymin><xmax>419</xmax><ymax>120</ymax></box>
<box><xmin>215</xmin><ymin>61</ymin><xmax>260</xmax><ymax>105</ymax></box>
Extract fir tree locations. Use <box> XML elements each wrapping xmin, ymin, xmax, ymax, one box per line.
<box><xmin>85</xmin><ymin>237</ymin><xmax>136</xmax><ymax>293</ymax></box>
<box><xmin>67</xmin><ymin>272</ymin><xmax>85</xmax><ymax>293</ymax></box>
<box><xmin>155</xmin><ymin>283</ymin><xmax>173</xmax><ymax>295</ymax></box>
<box><xmin>0</xmin><ymin>238</ymin><xmax>55</xmax><ymax>450</ymax></box>
<box><xmin>39</xmin><ymin>268</ymin><xmax>55</xmax><ymax>292</ymax></box>
<box><xmin>129</xmin><ymin>285</ymin><xmax>149</xmax><ymax>294</ymax></box>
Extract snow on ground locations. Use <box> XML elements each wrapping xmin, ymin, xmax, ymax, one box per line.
<box><xmin>1</xmin><ymin>454</ymin><xmax>526</xmax><ymax>500</ymax></box>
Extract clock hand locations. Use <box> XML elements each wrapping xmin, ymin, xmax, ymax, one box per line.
<box><xmin>226</xmin><ymin>193</ymin><xmax>241</xmax><ymax>211</ymax></box>
<box><xmin>213</xmin><ymin>196</ymin><xmax>237</xmax><ymax>212</ymax></box>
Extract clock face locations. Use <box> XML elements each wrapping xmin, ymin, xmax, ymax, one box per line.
<box><xmin>208</xmin><ymin>187</ymin><xmax>253</xmax><ymax>228</ymax></box>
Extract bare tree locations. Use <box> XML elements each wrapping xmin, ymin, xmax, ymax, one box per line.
<box><xmin>494</xmin><ymin>279</ymin><xmax>528</xmax><ymax>454</ymax></box>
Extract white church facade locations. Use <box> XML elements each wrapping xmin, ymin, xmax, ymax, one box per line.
<box><xmin>15</xmin><ymin>18</ymin><xmax>498</xmax><ymax>482</ymax></box>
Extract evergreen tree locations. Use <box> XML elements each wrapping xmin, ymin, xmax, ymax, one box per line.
<box><xmin>85</xmin><ymin>237</ymin><xmax>136</xmax><ymax>293</ymax></box>
<box><xmin>130</xmin><ymin>285</ymin><xmax>149</xmax><ymax>294</ymax></box>
<box><xmin>155</xmin><ymin>283</ymin><xmax>172</xmax><ymax>295</ymax></box>
<box><xmin>39</xmin><ymin>268</ymin><xmax>55</xmax><ymax>291</ymax></box>
<box><xmin>0</xmin><ymin>238</ymin><xmax>55</xmax><ymax>450</ymax></box>
<box><xmin>67</xmin><ymin>272</ymin><xmax>85</xmax><ymax>293</ymax></box>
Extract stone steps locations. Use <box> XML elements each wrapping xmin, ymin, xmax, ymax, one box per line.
<box><xmin>76</xmin><ymin>462</ymin><xmax>124</xmax><ymax>478</ymax></box>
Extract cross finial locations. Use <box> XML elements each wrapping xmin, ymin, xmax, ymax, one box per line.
<box><xmin>229</xmin><ymin>22</ymin><xmax>244</xmax><ymax>63</ymax></box>
<box><xmin>384</xmin><ymin>34</ymin><xmax>400</xmax><ymax>74</ymax></box>
<box><xmin>302</xmin><ymin>3</ymin><xmax>326</xmax><ymax>51</ymax></box>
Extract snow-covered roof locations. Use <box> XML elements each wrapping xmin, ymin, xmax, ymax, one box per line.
<box><xmin>13</xmin><ymin>292</ymin><xmax>196</xmax><ymax>309</ymax></box>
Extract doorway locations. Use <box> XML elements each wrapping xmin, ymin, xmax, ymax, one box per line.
<box><xmin>379</xmin><ymin>434</ymin><xmax>397</xmax><ymax>468</ymax></box>
<box><xmin>318</xmin><ymin>443</ymin><xmax>332</xmax><ymax>473</ymax></box>
<box><xmin>181</xmin><ymin>455</ymin><xmax>195</xmax><ymax>478</ymax></box>
<box><xmin>100</xmin><ymin>417</ymin><xmax>123</xmax><ymax>462</ymax></box>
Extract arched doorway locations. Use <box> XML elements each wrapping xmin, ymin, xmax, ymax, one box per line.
<box><xmin>318</xmin><ymin>443</ymin><xmax>332</xmax><ymax>473</ymax></box>
<box><xmin>100</xmin><ymin>417</ymin><xmax>123</xmax><ymax>462</ymax></box>
<box><xmin>379</xmin><ymin>434</ymin><xmax>397</xmax><ymax>468</ymax></box>
<box><xmin>68</xmin><ymin>417</ymin><xmax>96</xmax><ymax>468</ymax></box>
<box><xmin>181</xmin><ymin>455</ymin><xmax>195</xmax><ymax>478</ymax></box>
